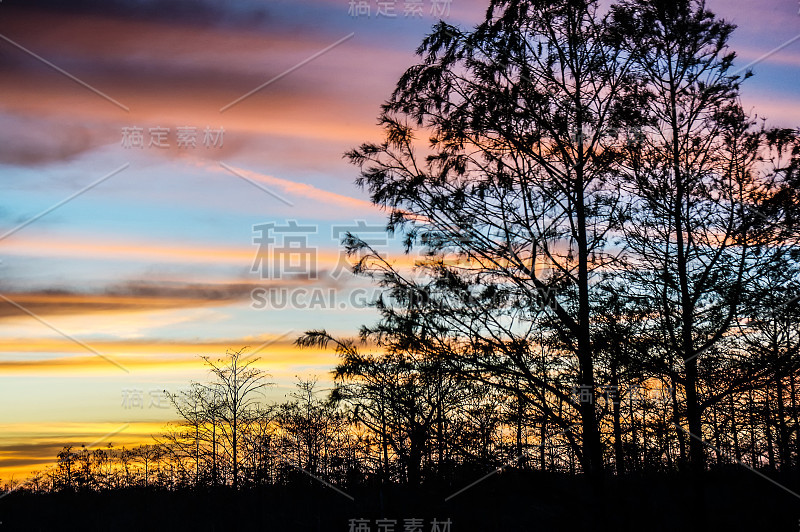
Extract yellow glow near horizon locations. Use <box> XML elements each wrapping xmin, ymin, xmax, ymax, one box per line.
<box><xmin>0</xmin><ymin>420</ymin><xmax>171</xmax><ymax>482</ymax></box>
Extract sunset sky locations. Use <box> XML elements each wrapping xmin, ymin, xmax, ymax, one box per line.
<box><xmin>0</xmin><ymin>0</ymin><xmax>798</xmax><ymax>481</ymax></box>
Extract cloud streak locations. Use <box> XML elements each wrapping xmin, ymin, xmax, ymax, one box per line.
<box><xmin>0</xmin><ymin>276</ymin><xmax>339</xmax><ymax>319</ymax></box>
<box><xmin>211</xmin><ymin>163</ymin><xmax>377</xmax><ymax>212</ymax></box>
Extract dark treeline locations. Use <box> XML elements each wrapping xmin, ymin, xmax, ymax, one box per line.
<box><xmin>16</xmin><ymin>342</ymin><xmax>800</xmax><ymax>493</ymax></box>
<box><xmin>5</xmin><ymin>338</ymin><xmax>800</xmax><ymax>530</ymax></box>
<box><xmin>3</xmin><ymin>0</ymin><xmax>800</xmax><ymax>529</ymax></box>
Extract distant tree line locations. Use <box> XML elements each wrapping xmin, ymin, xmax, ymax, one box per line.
<box><xmin>6</xmin><ymin>314</ymin><xmax>800</xmax><ymax>495</ymax></box>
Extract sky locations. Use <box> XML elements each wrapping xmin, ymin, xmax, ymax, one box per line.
<box><xmin>0</xmin><ymin>0</ymin><xmax>798</xmax><ymax>481</ymax></box>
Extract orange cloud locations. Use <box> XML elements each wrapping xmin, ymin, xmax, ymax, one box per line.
<box><xmin>0</xmin><ymin>7</ymin><xmax>405</xmax><ymax>164</ymax></box>
<box><xmin>0</xmin><ymin>233</ymin><xmax>348</xmax><ymax>267</ymax></box>
<box><xmin>0</xmin><ymin>336</ymin><xmax>336</xmax><ymax>374</ymax></box>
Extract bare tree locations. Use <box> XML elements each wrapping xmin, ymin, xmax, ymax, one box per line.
<box><xmin>201</xmin><ymin>347</ymin><xmax>271</xmax><ymax>488</ymax></box>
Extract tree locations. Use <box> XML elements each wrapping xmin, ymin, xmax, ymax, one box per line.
<box><xmin>738</xmin><ymin>257</ymin><xmax>800</xmax><ymax>470</ymax></box>
<box><xmin>297</xmin><ymin>330</ymin><xmax>470</xmax><ymax>486</ymax></box>
<box><xmin>201</xmin><ymin>347</ymin><xmax>271</xmax><ymax>488</ymax></box>
<box><xmin>134</xmin><ymin>444</ymin><xmax>162</xmax><ymax>488</ymax></box>
<box><xmin>54</xmin><ymin>446</ymin><xmax>76</xmax><ymax>491</ymax></box>
<box><xmin>344</xmin><ymin>0</ymin><xmax>649</xmax><ymax>483</ymax></box>
<box><xmin>613</xmin><ymin>0</ymin><xmax>800</xmax><ymax>473</ymax></box>
<box><xmin>163</xmin><ymin>383</ymin><xmax>211</xmax><ymax>485</ymax></box>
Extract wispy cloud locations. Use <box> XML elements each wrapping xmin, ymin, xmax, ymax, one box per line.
<box><xmin>211</xmin><ymin>163</ymin><xmax>377</xmax><ymax>212</ymax></box>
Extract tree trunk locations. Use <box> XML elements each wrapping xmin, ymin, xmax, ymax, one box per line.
<box><xmin>765</xmin><ymin>391</ymin><xmax>776</xmax><ymax>469</ymax></box>
<box><xmin>777</xmin><ymin>363</ymin><xmax>790</xmax><ymax>470</ymax></box>
<box><xmin>574</xmin><ymin>114</ymin><xmax>604</xmax><ymax>484</ymax></box>
<box><xmin>748</xmin><ymin>390</ymin><xmax>757</xmax><ymax>467</ymax></box>
<box><xmin>712</xmin><ymin>403</ymin><xmax>722</xmax><ymax>467</ymax></box>
<box><xmin>671</xmin><ymin>377</ymin><xmax>687</xmax><ymax>469</ymax></box>
<box><xmin>611</xmin><ymin>366</ymin><xmax>625</xmax><ymax>475</ymax></box>
<box><xmin>791</xmin><ymin>373</ymin><xmax>800</xmax><ymax>467</ymax></box>
<box><xmin>730</xmin><ymin>393</ymin><xmax>741</xmax><ymax>464</ymax></box>
<box><xmin>540</xmin><ymin>420</ymin><xmax>547</xmax><ymax>471</ymax></box>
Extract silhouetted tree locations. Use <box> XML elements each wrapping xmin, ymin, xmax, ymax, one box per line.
<box><xmin>345</xmin><ymin>0</ymin><xmax>649</xmax><ymax>482</ymax></box>
<box><xmin>614</xmin><ymin>0</ymin><xmax>800</xmax><ymax>473</ymax></box>
<box><xmin>200</xmin><ymin>348</ymin><xmax>271</xmax><ymax>488</ymax></box>
<box><xmin>297</xmin><ymin>331</ymin><xmax>468</xmax><ymax>486</ymax></box>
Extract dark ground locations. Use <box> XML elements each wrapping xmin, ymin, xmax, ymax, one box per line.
<box><xmin>1</xmin><ymin>470</ymin><xmax>799</xmax><ymax>531</ymax></box>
